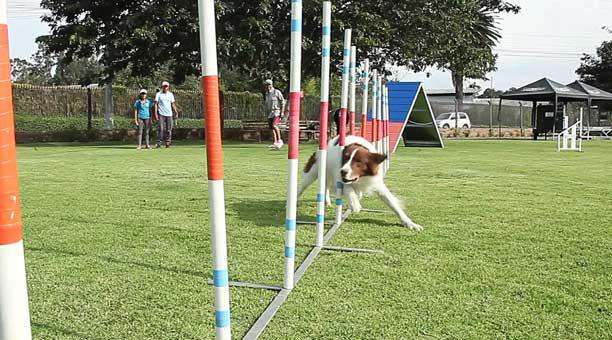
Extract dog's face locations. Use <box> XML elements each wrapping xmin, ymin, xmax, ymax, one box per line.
<box><xmin>340</xmin><ymin>143</ymin><xmax>387</xmax><ymax>184</ymax></box>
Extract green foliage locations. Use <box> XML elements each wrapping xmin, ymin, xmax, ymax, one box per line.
<box><xmin>14</xmin><ymin>115</ymin><xmax>241</xmax><ymax>132</ymax></box>
<box><xmin>38</xmin><ymin>0</ymin><xmax>519</xmax><ymax>94</ymax></box>
<box><xmin>577</xmin><ymin>39</ymin><xmax>612</xmax><ymax>93</ymax></box>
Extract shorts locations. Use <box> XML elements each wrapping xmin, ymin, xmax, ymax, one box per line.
<box><xmin>268</xmin><ymin>116</ymin><xmax>281</xmax><ymax>129</ymax></box>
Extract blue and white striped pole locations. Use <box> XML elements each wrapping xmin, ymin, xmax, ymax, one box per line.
<box><xmin>284</xmin><ymin>0</ymin><xmax>303</xmax><ymax>290</ymax></box>
<box><xmin>315</xmin><ymin>2</ymin><xmax>331</xmax><ymax>247</ymax></box>
<box><xmin>197</xmin><ymin>0</ymin><xmax>231</xmax><ymax>338</ymax></box>
<box><xmin>335</xmin><ymin>29</ymin><xmax>351</xmax><ymax>224</ymax></box>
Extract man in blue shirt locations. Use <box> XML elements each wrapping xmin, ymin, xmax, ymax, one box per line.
<box><xmin>154</xmin><ymin>81</ymin><xmax>178</xmax><ymax>148</ymax></box>
<box><xmin>134</xmin><ymin>89</ymin><xmax>153</xmax><ymax>150</ymax></box>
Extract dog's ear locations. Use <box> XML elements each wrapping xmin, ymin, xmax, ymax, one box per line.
<box><xmin>370</xmin><ymin>152</ymin><xmax>387</xmax><ymax>165</ymax></box>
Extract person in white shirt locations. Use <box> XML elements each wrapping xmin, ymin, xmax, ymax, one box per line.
<box><xmin>264</xmin><ymin>79</ymin><xmax>286</xmax><ymax>149</ymax></box>
<box><xmin>154</xmin><ymin>81</ymin><xmax>178</xmax><ymax>148</ymax></box>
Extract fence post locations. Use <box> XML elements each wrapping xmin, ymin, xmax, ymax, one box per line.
<box><xmin>87</xmin><ymin>87</ymin><xmax>93</xmax><ymax>130</ymax></box>
<box><xmin>519</xmin><ymin>102</ymin><xmax>523</xmax><ymax>137</ymax></box>
<box><xmin>104</xmin><ymin>83</ymin><xmax>114</xmax><ymax>129</ymax></box>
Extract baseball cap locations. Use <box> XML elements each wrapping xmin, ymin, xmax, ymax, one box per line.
<box><xmin>161</xmin><ymin>81</ymin><xmax>170</xmax><ymax>87</ymax></box>
<box><xmin>264</xmin><ymin>79</ymin><xmax>273</xmax><ymax>85</ymax></box>
<box><xmin>139</xmin><ymin>89</ymin><xmax>148</xmax><ymax>94</ymax></box>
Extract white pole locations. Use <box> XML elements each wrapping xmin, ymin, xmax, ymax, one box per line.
<box><xmin>283</xmin><ymin>0</ymin><xmax>303</xmax><ymax>290</ymax></box>
<box><xmin>360</xmin><ymin>59</ymin><xmax>370</xmax><ymax>138</ymax></box>
<box><xmin>384</xmin><ymin>86</ymin><xmax>390</xmax><ymax>174</ymax></box>
<box><xmin>315</xmin><ymin>2</ymin><xmax>331</xmax><ymax>247</ymax></box>
<box><xmin>336</xmin><ymin>29</ymin><xmax>351</xmax><ymax>224</ymax></box>
<box><xmin>349</xmin><ymin>46</ymin><xmax>357</xmax><ymax>135</ymax></box>
<box><xmin>579</xmin><ymin>108</ymin><xmax>583</xmax><ymax>152</ymax></box>
<box><xmin>0</xmin><ymin>2</ymin><xmax>32</xmax><ymax>339</ymax></box>
<box><xmin>376</xmin><ymin>75</ymin><xmax>383</xmax><ymax>152</ymax></box>
<box><xmin>198</xmin><ymin>1</ymin><xmax>231</xmax><ymax>338</ymax></box>
<box><xmin>370</xmin><ymin>70</ymin><xmax>378</xmax><ymax>145</ymax></box>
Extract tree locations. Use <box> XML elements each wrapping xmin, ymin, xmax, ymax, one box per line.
<box><xmin>576</xmin><ymin>40</ymin><xmax>612</xmax><ymax>93</ymax></box>
<box><xmin>38</xmin><ymin>0</ymin><xmax>518</xmax><ymax>96</ymax></box>
<box><xmin>478</xmin><ymin>88</ymin><xmax>504</xmax><ymax>98</ymax></box>
<box><xmin>414</xmin><ymin>0</ymin><xmax>520</xmax><ymax>111</ymax></box>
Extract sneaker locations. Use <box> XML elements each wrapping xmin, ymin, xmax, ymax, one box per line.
<box><xmin>137</xmin><ymin>145</ymin><xmax>142</xmax><ymax>150</ymax></box>
<box><xmin>155</xmin><ymin>143</ymin><xmax>161</xmax><ymax>149</ymax></box>
<box><xmin>146</xmin><ymin>145</ymin><xmax>152</xmax><ymax>150</ymax></box>
<box><xmin>276</xmin><ymin>140</ymin><xmax>284</xmax><ymax>148</ymax></box>
<box><xmin>268</xmin><ymin>143</ymin><xmax>278</xmax><ymax>148</ymax></box>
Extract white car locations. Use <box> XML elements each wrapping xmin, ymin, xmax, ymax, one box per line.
<box><xmin>436</xmin><ymin>112</ymin><xmax>472</xmax><ymax>129</ymax></box>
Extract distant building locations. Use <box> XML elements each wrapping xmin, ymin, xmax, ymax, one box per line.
<box><xmin>425</xmin><ymin>88</ymin><xmax>480</xmax><ymax>104</ymax></box>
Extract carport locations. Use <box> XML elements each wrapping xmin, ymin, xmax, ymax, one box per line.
<box><xmin>499</xmin><ymin>78</ymin><xmax>588</xmax><ymax>138</ymax></box>
<box><xmin>566</xmin><ymin>80</ymin><xmax>612</xmax><ymax>127</ymax></box>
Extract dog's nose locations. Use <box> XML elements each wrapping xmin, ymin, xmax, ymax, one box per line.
<box><xmin>340</xmin><ymin>169</ymin><xmax>348</xmax><ymax>178</ymax></box>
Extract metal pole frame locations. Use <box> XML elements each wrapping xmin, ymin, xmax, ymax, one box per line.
<box><xmin>370</xmin><ymin>70</ymin><xmax>378</xmax><ymax>145</ymax></box>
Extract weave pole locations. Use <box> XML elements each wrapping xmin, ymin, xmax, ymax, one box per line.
<box><xmin>198</xmin><ymin>1</ymin><xmax>232</xmax><ymax>338</ymax></box>
<box><xmin>360</xmin><ymin>59</ymin><xmax>370</xmax><ymax>138</ymax></box>
<box><xmin>349</xmin><ymin>46</ymin><xmax>357</xmax><ymax>135</ymax></box>
<box><xmin>383</xmin><ymin>85</ymin><xmax>390</xmax><ymax>174</ymax></box>
<box><xmin>315</xmin><ymin>1</ymin><xmax>331</xmax><ymax>248</ymax></box>
<box><xmin>370</xmin><ymin>70</ymin><xmax>378</xmax><ymax>145</ymax></box>
<box><xmin>0</xmin><ymin>1</ymin><xmax>33</xmax><ymax>338</ymax></box>
<box><xmin>335</xmin><ymin>29</ymin><xmax>352</xmax><ymax>226</ymax></box>
<box><xmin>376</xmin><ymin>75</ymin><xmax>383</xmax><ymax>152</ymax></box>
<box><xmin>283</xmin><ymin>0</ymin><xmax>303</xmax><ymax>290</ymax></box>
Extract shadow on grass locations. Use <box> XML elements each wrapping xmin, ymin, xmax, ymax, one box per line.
<box><xmin>28</xmin><ymin>247</ymin><xmax>208</xmax><ymax>279</ymax></box>
<box><xmin>33</xmin><ymin>322</ymin><xmax>105</xmax><ymax>340</ymax></box>
<box><xmin>229</xmin><ymin>199</ymin><xmax>286</xmax><ymax>228</ymax></box>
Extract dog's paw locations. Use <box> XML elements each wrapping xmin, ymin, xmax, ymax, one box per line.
<box><xmin>350</xmin><ymin>203</ymin><xmax>362</xmax><ymax>213</ymax></box>
<box><xmin>402</xmin><ymin>220</ymin><xmax>424</xmax><ymax>232</ymax></box>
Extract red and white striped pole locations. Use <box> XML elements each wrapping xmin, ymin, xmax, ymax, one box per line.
<box><xmin>360</xmin><ymin>59</ymin><xmax>369</xmax><ymax>138</ymax></box>
<box><xmin>370</xmin><ymin>70</ymin><xmax>378</xmax><ymax>145</ymax></box>
<box><xmin>0</xmin><ymin>1</ymin><xmax>33</xmax><ymax>338</ymax></box>
<box><xmin>383</xmin><ymin>85</ymin><xmax>390</xmax><ymax>174</ymax></box>
<box><xmin>315</xmin><ymin>1</ymin><xmax>331</xmax><ymax>247</ymax></box>
<box><xmin>376</xmin><ymin>75</ymin><xmax>383</xmax><ymax>152</ymax></box>
<box><xmin>335</xmin><ymin>29</ymin><xmax>351</xmax><ymax>225</ymax></box>
<box><xmin>349</xmin><ymin>46</ymin><xmax>357</xmax><ymax>135</ymax></box>
<box><xmin>198</xmin><ymin>1</ymin><xmax>232</xmax><ymax>338</ymax></box>
<box><xmin>283</xmin><ymin>0</ymin><xmax>303</xmax><ymax>290</ymax></box>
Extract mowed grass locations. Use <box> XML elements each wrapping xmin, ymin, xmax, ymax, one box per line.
<box><xmin>17</xmin><ymin>139</ymin><xmax>612</xmax><ymax>339</ymax></box>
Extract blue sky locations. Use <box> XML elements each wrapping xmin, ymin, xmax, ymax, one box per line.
<box><xmin>7</xmin><ymin>0</ymin><xmax>612</xmax><ymax>91</ymax></box>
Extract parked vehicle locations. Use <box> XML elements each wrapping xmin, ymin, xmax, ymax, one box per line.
<box><xmin>436</xmin><ymin>112</ymin><xmax>472</xmax><ymax>129</ymax></box>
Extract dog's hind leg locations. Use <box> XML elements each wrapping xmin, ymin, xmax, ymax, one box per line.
<box><xmin>298</xmin><ymin>152</ymin><xmax>318</xmax><ymax>199</ymax></box>
<box><xmin>374</xmin><ymin>184</ymin><xmax>423</xmax><ymax>231</ymax></box>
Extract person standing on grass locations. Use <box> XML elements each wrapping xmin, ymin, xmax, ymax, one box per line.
<box><xmin>134</xmin><ymin>89</ymin><xmax>153</xmax><ymax>150</ymax></box>
<box><xmin>264</xmin><ymin>79</ymin><xmax>286</xmax><ymax>150</ymax></box>
<box><xmin>154</xmin><ymin>81</ymin><xmax>178</xmax><ymax>148</ymax></box>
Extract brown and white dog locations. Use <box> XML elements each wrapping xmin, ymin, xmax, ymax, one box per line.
<box><xmin>298</xmin><ymin>135</ymin><xmax>423</xmax><ymax>231</ymax></box>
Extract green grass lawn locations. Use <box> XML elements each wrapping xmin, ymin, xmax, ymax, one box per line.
<box><xmin>17</xmin><ymin>140</ymin><xmax>612</xmax><ymax>339</ymax></box>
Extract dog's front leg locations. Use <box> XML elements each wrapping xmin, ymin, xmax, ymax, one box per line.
<box><xmin>344</xmin><ymin>186</ymin><xmax>361</xmax><ymax>213</ymax></box>
<box><xmin>375</xmin><ymin>184</ymin><xmax>423</xmax><ymax>231</ymax></box>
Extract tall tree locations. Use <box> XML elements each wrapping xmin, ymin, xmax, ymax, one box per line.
<box><xmin>38</xmin><ymin>0</ymin><xmax>517</xmax><ymax>95</ymax></box>
<box><xmin>577</xmin><ymin>40</ymin><xmax>612</xmax><ymax>93</ymax></box>
<box><xmin>415</xmin><ymin>0</ymin><xmax>520</xmax><ymax>111</ymax></box>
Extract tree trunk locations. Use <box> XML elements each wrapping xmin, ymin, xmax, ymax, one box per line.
<box><xmin>104</xmin><ymin>83</ymin><xmax>114</xmax><ymax>129</ymax></box>
<box><xmin>451</xmin><ymin>71</ymin><xmax>465</xmax><ymax>113</ymax></box>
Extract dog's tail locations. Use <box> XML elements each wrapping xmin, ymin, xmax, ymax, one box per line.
<box><xmin>304</xmin><ymin>152</ymin><xmax>318</xmax><ymax>173</ymax></box>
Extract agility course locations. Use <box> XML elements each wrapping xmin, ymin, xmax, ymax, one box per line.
<box><xmin>5</xmin><ymin>0</ymin><xmax>612</xmax><ymax>339</ymax></box>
